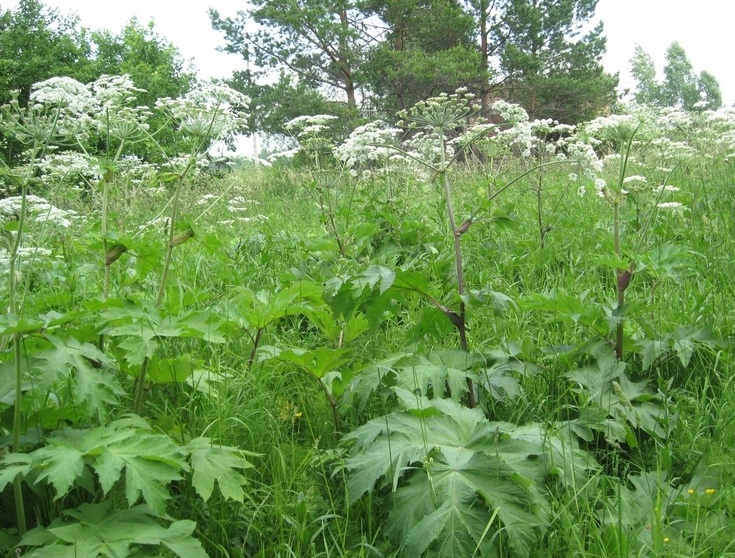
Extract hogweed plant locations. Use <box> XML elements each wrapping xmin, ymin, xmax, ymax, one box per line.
<box><xmin>0</xmin><ymin>76</ymin><xmax>253</xmax><ymax>554</ymax></box>
<box><xmin>331</xmin><ymin>91</ymin><xmax>618</xmax><ymax>556</ymax></box>
<box><xmin>0</xmin><ymin>92</ymin><xmax>62</xmax><ymax>536</ymax></box>
<box><xmin>578</xmin><ymin>112</ymin><xmax>693</xmax><ymax>361</ymax></box>
<box><xmin>282</xmin><ymin>114</ymin><xmax>353</xmax><ymax>256</ymax></box>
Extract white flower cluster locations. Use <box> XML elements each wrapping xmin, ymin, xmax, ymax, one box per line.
<box><xmin>28</xmin><ymin>75</ymin><xmax>152</xmax><ymax>143</ymax></box>
<box><xmin>334</xmin><ymin>120</ymin><xmax>403</xmax><ymax>172</ymax></box>
<box><xmin>156</xmin><ymin>82</ymin><xmax>250</xmax><ymax>141</ymax></box>
<box><xmin>584</xmin><ymin>113</ymin><xmax>645</xmax><ymax>145</ymax></box>
<box><xmin>490</xmin><ymin>100</ymin><xmax>529</xmax><ymax>125</ymax></box>
<box><xmin>285</xmin><ymin>114</ymin><xmax>338</xmax><ymax>136</ymax></box>
<box><xmin>36</xmin><ymin>152</ymin><xmax>101</xmax><ymax>188</ymax></box>
<box><xmin>398</xmin><ymin>89</ymin><xmax>476</xmax><ymax>132</ymax></box>
<box><xmin>0</xmin><ymin>195</ymin><xmax>79</xmax><ymax>228</ymax></box>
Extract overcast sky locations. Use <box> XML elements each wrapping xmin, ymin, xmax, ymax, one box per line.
<box><xmin>4</xmin><ymin>0</ymin><xmax>733</xmax><ymax>106</ymax></box>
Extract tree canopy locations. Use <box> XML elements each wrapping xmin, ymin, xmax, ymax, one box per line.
<box><xmin>630</xmin><ymin>41</ymin><xmax>722</xmax><ymax>110</ymax></box>
<box><xmin>0</xmin><ymin>0</ymin><xmax>197</xmax><ymax>162</ymax></box>
<box><xmin>212</xmin><ymin>0</ymin><xmax>618</xmax><ymax>128</ymax></box>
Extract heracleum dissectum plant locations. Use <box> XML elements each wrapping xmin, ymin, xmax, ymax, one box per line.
<box><xmin>131</xmin><ymin>82</ymin><xmax>250</xmax><ymax>413</ymax></box>
<box><xmin>400</xmin><ymin>91</ymin><xmax>479</xmax><ymax>405</ymax></box>
<box><xmin>0</xmin><ymin>91</ymin><xmax>63</xmax><ymax>536</ymax></box>
<box><xmin>579</xmin><ymin>112</ymin><xmax>688</xmax><ymax>360</ymax></box>
<box><xmin>338</xmin><ymin>91</ymin><xmax>575</xmax><ymax>408</ymax></box>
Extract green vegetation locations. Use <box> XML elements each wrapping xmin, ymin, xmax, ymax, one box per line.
<box><xmin>1</xmin><ymin>1</ymin><xmax>734</xmax><ymax>557</ymax></box>
<box><xmin>630</xmin><ymin>41</ymin><xmax>722</xmax><ymax>110</ymax></box>
<box><xmin>210</xmin><ymin>0</ymin><xmax>618</xmax><ymax>130</ymax></box>
<box><xmin>2</xmin><ymin>72</ymin><xmax>735</xmax><ymax>556</ymax></box>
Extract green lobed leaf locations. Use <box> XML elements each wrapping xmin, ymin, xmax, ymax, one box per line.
<box><xmin>31</xmin><ymin>441</ymin><xmax>86</xmax><ymax>500</ymax></box>
<box><xmin>24</xmin><ymin>503</ymin><xmax>208</xmax><ymax>558</ymax></box>
<box><xmin>33</xmin><ymin>335</ymin><xmax>125</xmax><ymax>421</ymax></box>
<box><xmin>187</xmin><ymin>437</ymin><xmax>254</xmax><ymax>503</ymax></box>
<box><xmin>91</xmin><ymin>429</ymin><xmax>187</xmax><ymax>515</ymax></box>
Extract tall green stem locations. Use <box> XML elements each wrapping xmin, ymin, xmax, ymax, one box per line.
<box><xmin>613</xmin><ymin>135</ymin><xmax>636</xmax><ymax>360</ymax></box>
<box><xmin>133</xmin><ymin>155</ymin><xmax>193</xmax><ymax>415</ymax></box>
<box><xmin>7</xmin><ymin>143</ymin><xmax>39</xmax><ymax>536</ymax></box>
<box><xmin>613</xmin><ymin>200</ymin><xmax>626</xmax><ymax>360</ymax></box>
<box><xmin>439</xmin><ymin>133</ymin><xmax>476</xmax><ymax>408</ymax></box>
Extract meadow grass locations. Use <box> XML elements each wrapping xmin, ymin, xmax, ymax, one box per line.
<box><xmin>3</xmin><ymin>121</ymin><xmax>735</xmax><ymax>557</ymax></box>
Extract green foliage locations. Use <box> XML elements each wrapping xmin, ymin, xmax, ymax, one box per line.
<box><xmin>343</xmin><ymin>394</ymin><xmax>593</xmax><ymax>556</ymax></box>
<box><xmin>210</xmin><ymin>0</ymin><xmax>361</xmax><ymax>109</ymax></box>
<box><xmin>19</xmin><ymin>502</ymin><xmax>208</xmax><ymax>558</ymax></box>
<box><xmin>360</xmin><ymin>0</ymin><xmax>481</xmax><ymax>114</ymax></box>
<box><xmin>497</xmin><ymin>1</ymin><xmax>617</xmax><ymax>122</ymax></box>
<box><xmin>90</xmin><ymin>20</ymin><xmax>197</xmax><ymax>158</ymax></box>
<box><xmin>0</xmin><ymin>0</ymin><xmax>93</xmax><ymax>107</ymax></box>
<box><xmin>228</xmin><ymin>72</ymin><xmax>358</xmax><ymax>137</ymax></box>
<box><xmin>0</xmin><ymin>0</ymin><xmax>196</xmax><ymax>162</ymax></box>
<box><xmin>3</xmin><ymin>64</ymin><xmax>735</xmax><ymax>558</ymax></box>
<box><xmin>212</xmin><ymin>0</ymin><xmax>617</xmax><ymax>131</ymax></box>
<box><xmin>630</xmin><ymin>42</ymin><xmax>723</xmax><ymax>110</ymax></box>
<box><xmin>565</xmin><ymin>344</ymin><xmax>670</xmax><ymax>447</ymax></box>
<box><xmin>0</xmin><ymin>416</ymin><xmax>253</xmax><ymax>511</ymax></box>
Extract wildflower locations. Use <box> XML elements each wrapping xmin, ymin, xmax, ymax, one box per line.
<box><xmin>577</xmin><ymin>185</ymin><xmax>586</xmax><ymax>197</ymax></box>
<box><xmin>0</xmin><ymin>195</ymin><xmax>78</xmax><ymax>228</ymax></box>
<box><xmin>335</xmin><ymin>120</ymin><xmax>401</xmax><ymax>168</ymax></box>
<box><xmin>156</xmin><ymin>82</ymin><xmax>249</xmax><ymax>142</ymax></box>
<box><xmin>623</xmin><ymin>175</ymin><xmax>647</xmax><ymax>184</ymax></box>
<box><xmin>594</xmin><ymin>178</ymin><xmax>607</xmax><ymax>198</ymax></box>
<box><xmin>654</xmin><ymin>185</ymin><xmax>680</xmax><ymax>193</ymax></box>
<box><xmin>400</xmin><ymin>89</ymin><xmax>478</xmax><ymax>132</ymax></box>
<box><xmin>687</xmin><ymin>489</ymin><xmax>695</xmax><ymax>494</ymax></box>
<box><xmin>656</xmin><ymin>202</ymin><xmax>685</xmax><ymax>209</ymax></box>
<box><xmin>585</xmin><ymin>113</ymin><xmax>645</xmax><ymax>145</ymax></box>
<box><xmin>705</xmin><ymin>488</ymin><xmax>716</xmax><ymax>495</ymax></box>
<box><xmin>284</xmin><ymin>114</ymin><xmax>338</xmax><ymax>132</ymax></box>
<box><xmin>491</xmin><ymin>100</ymin><xmax>529</xmax><ymax>125</ymax></box>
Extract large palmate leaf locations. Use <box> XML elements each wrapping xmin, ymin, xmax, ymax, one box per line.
<box><xmin>258</xmin><ymin>345</ymin><xmax>351</xmax><ymax>379</ymax></box>
<box><xmin>0</xmin><ymin>418</ymin><xmax>188</xmax><ymax>510</ymax></box>
<box><xmin>20</xmin><ymin>502</ymin><xmax>207</xmax><ymax>558</ymax></box>
<box><xmin>186</xmin><ymin>437</ymin><xmax>255</xmax><ymax>502</ymax></box>
<box><xmin>229</xmin><ymin>281</ymin><xmax>323</xmax><ymax>330</ymax></box>
<box><xmin>32</xmin><ymin>335</ymin><xmax>125</xmax><ymax>421</ymax></box>
<box><xmin>91</xmin><ymin>425</ymin><xmax>187</xmax><ymax>515</ymax></box>
<box><xmin>342</xmin><ymin>395</ymin><xmax>583</xmax><ymax>556</ymax></box>
<box><xmin>566</xmin><ymin>346</ymin><xmax>670</xmax><ymax>444</ymax></box>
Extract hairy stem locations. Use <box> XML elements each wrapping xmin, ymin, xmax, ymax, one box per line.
<box><xmin>133</xmin><ymin>155</ymin><xmax>192</xmax><ymax>415</ymax></box>
<box><xmin>440</xmin><ymin>134</ymin><xmax>476</xmax><ymax>408</ymax></box>
<box><xmin>8</xmin><ymin>146</ymin><xmax>38</xmax><ymax>536</ymax></box>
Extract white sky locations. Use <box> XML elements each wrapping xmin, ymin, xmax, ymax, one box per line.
<box><xmin>4</xmin><ymin>0</ymin><xmax>733</xmax><ymax>106</ymax></box>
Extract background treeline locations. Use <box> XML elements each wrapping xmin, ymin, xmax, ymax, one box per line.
<box><xmin>0</xmin><ymin>0</ymin><xmax>195</xmax><ymax>163</ymax></box>
<box><xmin>210</xmin><ymin>0</ymin><xmax>619</xmax><ymax>135</ymax></box>
<box><xmin>1</xmin><ymin>0</ymin><xmax>724</xmax><ymax>155</ymax></box>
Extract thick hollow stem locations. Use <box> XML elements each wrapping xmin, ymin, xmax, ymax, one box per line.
<box><xmin>8</xmin><ymin>156</ymin><xmax>37</xmax><ymax>536</ymax></box>
<box><xmin>440</xmin><ymin>137</ymin><xmax>476</xmax><ymax>408</ymax></box>
<box><xmin>134</xmin><ymin>158</ymin><xmax>191</xmax><ymax>414</ymax></box>
<box><xmin>613</xmin><ymin>201</ymin><xmax>625</xmax><ymax>360</ymax></box>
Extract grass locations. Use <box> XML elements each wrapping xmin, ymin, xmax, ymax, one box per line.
<box><xmin>2</xmin><ymin>127</ymin><xmax>735</xmax><ymax>557</ymax></box>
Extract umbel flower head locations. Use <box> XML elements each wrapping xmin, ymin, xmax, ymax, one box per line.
<box><xmin>156</xmin><ymin>82</ymin><xmax>250</xmax><ymax>142</ymax></box>
<box><xmin>398</xmin><ymin>88</ymin><xmax>477</xmax><ymax>133</ymax></box>
<box><xmin>584</xmin><ymin>113</ymin><xmax>647</xmax><ymax>146</ymax></box>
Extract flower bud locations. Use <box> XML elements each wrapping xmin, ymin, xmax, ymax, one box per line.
<box><xmin>169</xmin><ymin>227</ymin><xmax>194</xmax><ymax>248</ymax></box>
<box><xmin>456</xmin><ymin>218</ymin><xmax>473</xmax><ymax>236</ymax></box>
<box><xmin>105</xmin><ymin>243</ymin><xmax>128</xmax><ymax>265</ymax></box>
<box><xmin>617</xmin><ymin>270</ymin><xmax>632</xmax><ymax>292</ymax></box>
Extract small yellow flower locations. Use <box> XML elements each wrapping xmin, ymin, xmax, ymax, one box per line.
<box><xmin>663</xmin><ymin>537</ymin><xmax>670</xmax><ymax>543</ymax></box>
<box><xmin>705</xmin><ymin>488</ymin><xmax>716</xmax><ymax>495</ymax></box>
<box><xmin>687</xmin><ymin>489</ymin><xmax>695</xmax><ymax>494</ymax></box>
